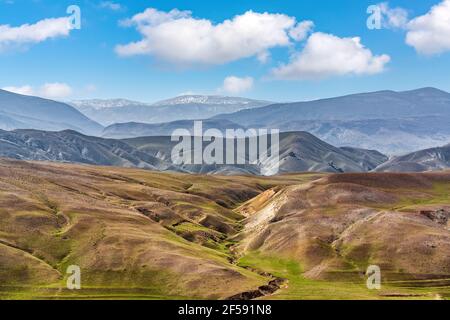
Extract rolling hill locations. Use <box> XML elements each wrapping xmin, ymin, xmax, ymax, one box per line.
<box><xmin>0</xmin><ymin>159</ymin><xmax>284</xmax><ymax>299</ymax></box>
<box><xmin>0</xmin><ymin>159</ymin><xmax>448</xmax><ymax>299</ymax></box>
<box><xmin>233</xmin><ymin>171</ymin><xmax>450</xmax><ymax>299</ymax></box>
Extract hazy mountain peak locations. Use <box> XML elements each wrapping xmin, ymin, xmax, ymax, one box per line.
<box><xmin>375</xmin><ymin>143</ymin><xmax>450</xmax><ymax>172</ymax></box>
<box><xmin>152</xmin><ymin>95</ymin><xmax>271</xmax><ymax>106</ymax></box>
<box><xmin>71</xmin><ymin>99</ymin><xmax>151</xmax><ymax>110</ymax></box>
<box><xmin>0</xmin><ymin>89</ymin><xmax>103</xmax><ymax>135</ymax></box>
<box><xmin>401</xmin><ymin>87</ymin><xmax>449</xmax><ymax>96</ymax></box>
<box><xmin>71</xmin><ymin>95</ymin><xmax>272</xmax><ymax>126</ymax></box>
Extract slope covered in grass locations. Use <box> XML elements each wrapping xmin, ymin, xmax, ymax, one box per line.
<box><xmin>236</xmin><ymin>172</ymin><xmax>450</xmax><ymax>299</ymax></box>
<box><xmin>0</xmin><ymin>158</ymin><xmax>448</xmax><ymax>300</ymax></box>
<box><xmin>0</xmin><ymin>158</ymin><xmax>320</xmax><ymax>299</ymax></box>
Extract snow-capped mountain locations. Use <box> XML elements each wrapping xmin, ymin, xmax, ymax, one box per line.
<box><xmin>70</xmin><ymin>95</ymin><xmax>272</xmax><ymax>126</ymax></box>
<box><xmin>152</xmin><ymin>95</ymin><xmax>270</xmax><ymax>107</ymax></box>
<box><xmin>71</xmin><ymin>99</ymin><xmax>152</xmax><ymax>110</ymax></box>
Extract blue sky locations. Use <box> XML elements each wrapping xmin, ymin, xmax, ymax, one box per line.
<box><xmin>0</xmin><ymin>0</ymin><xmax>449</xmax><ymax>102</ymax></box>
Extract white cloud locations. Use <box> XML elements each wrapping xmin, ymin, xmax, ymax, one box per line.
<box><xmin>289</xmin><ymin>20</ymin><xmax>314</xmax><ymax>41</ymax></box>
<box><xmin>2</xmin><ymin>85</ymin><xmax>34</xmax><ymax>96</ymax></box>
<box><xmin>0</xmin><ymin>17</ymin><xmax>72</xmax><ymax>51</ymax></box>
<box><xmin>271</xmin><ymin>32</ymin><xmax>390</xmax><ymax>80</ymax></box>
<box><xmin>220</xmin><ymin>76</ymin><xmax>254</xmax><ymax>95</ymax></box>
<box><xmin>99</xmin><ymin>1</ymin><xmax>122</xmax><ymax>11</ymax></box>
<box><xmin>378</xmin><ymin>2</ymin><xmax>409</xmax><ymax>29</ymax></box>
<box><xmin>406</xmin><ymin>0</ymin><xmax>450</xmax><ymax>55</ymax></box>
<box><xmin>116</xmin><ymin>8</ymin><xmax>312</xmax><ymax>65</ymax></box>
<box><xmin>256</xmin><ymin>51</ymin><xmax>270</xmax><ymax>64</ymax></box>
<box><xmin>3</xmin><ymin>83</ymin><xmax>73</xmax><ymax>99</ymax></box>
<box><xmin>40</xmin><ymin>83</ymin><xmax>73</xmax><ymax>99</ymax></box>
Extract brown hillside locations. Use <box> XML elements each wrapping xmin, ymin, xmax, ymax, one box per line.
<box><xmin>238</xmin><ymin>171</ymin><xmax>450</xmax><ymax>282</ymax></box>
<box><xmin>0</xmin><ymin>158</ymin><xmax>320</xmax><ymax>299</ymax></box>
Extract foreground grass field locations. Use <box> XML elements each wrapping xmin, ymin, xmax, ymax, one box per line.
<box><xmin>238</xmin><ymin>253</ymin><xmax>450</xmax><ymax>300</ymax></box>
<box><xmin>0</xmin><ymin>158</ymin><xmax>449</xmax><ymax>300</ymax></box>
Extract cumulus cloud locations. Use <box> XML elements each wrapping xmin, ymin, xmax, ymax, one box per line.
<box><xmin>2</xmin><ymin>83</ymin><xmax>73</xmax><ymax>99</ymax></box>
<box><xmin>0</xmin><ymin>17</ymin><xmax>72</xmax><ymax>51</ymax></box>
<box><xmin>289</xmin><ymin>20</ymin><xmax>314</xmax><ymax>41</ymax></box>
<box><xmin>116</xmin><ymin>8</ymin><xmax>313</xmax><ymax>65</ymax></box>
<box><xmin>271</xmin><ymin>32</ymin><xmax>390</xmax><ymax>80</ymax></box>
<box><xmin>406</xmin><ymin>0</ymin><xmax>450</xmax><ymax>55</ymax></box>
<box><xmin>220</xmin><ymin>76</ymin><xmax>254</xmax><ymax>94</ymax></box>
<box><xmin>40</xmin><ymin>83</ymin><xmax>73</xmax><ymax>99</ymax></box>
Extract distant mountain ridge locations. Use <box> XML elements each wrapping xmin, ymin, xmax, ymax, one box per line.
<box><xmin>0</xmin><ymin>89</ymin><xmax>103</xmax><ymax>135</ymax></box>
<box><xmin>375</xmin><ymin>143</ymin><xmax>450</xmax><ymax>172</ymax></box>
<box><xmin>102</xmin><ymin>119</ymin><xmax>246</xmax><ymax>139</ymax></box>
<box><xmin>214</xmin><ymin>87</ymin><xmax>450</xmax><ymax>123</ymax></box>
<box><xmin>107</xmin><ymin>114</ymin><xmax>450</xmax><ymax>155</ymax></box>
<box><xmin>71</xmin><ymin>95</ymin><xmax>272</xmax><ymax>126</ymax></box>
<box><xmin>71</xmin><ymin>99</ymin><xmax>150</xmax><ymax>110</ymax></box>
<box><xmin>153</xmin><ymin>95</ymin><xmax>271</xmax><ymax>106</ymax></box>
<box><xmin>212</xmin><ymin>87</ymin><xmax>450</xmax><ymax>154</ymax></box>
<box><xmin>2</xmin><ymin>87</ymin><xmax>449</xmax><ymax>156</ymax></box>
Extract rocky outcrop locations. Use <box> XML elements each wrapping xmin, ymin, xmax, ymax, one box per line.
<box><xmin>420</xmin><ymin>209</ymin><xmax>450</xmax><ymax>225</ymax></box>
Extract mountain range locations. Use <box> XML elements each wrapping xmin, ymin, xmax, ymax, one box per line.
<box><xmin>1</xmin><ymin>87</ymin><xmax>450</xmax><ymax>173</ymax></box>
<box><xmin>82</xmin><ymin>87</ymin><xmax>450</xmax><ymax>155</ymax></box>
<box><xmin>70</xmin><ymin>95</ymin><xmax>271</xmax><ymax>126</ymax></box>
<box><xmin>215</xmin><ymin>88</ymin><xmax>450</xmax><ymax>122</ymax></box>
<box><xmin>0</xmin><ymin>129</ymin><xmax>389</xmax><ymax>175</ymax></box>
<box><xmin>213</xmin><ymin>88</ymin><xmax>450</xmax><ymax>154</ymax></box>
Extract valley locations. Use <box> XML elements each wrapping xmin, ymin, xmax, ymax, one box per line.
<box><xmin>0</xmin><ymin>159</ymin><xmax>448</xmax><ymax>300</ymax></box>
